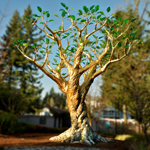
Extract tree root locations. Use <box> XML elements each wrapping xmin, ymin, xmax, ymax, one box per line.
<box><xmin>49</xmin><ymin>120</ymin><xmax>114</xmax><ymax>145</ymax></box>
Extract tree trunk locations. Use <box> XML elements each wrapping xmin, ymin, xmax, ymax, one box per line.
<box><xmin>142</xmin><ymin>124</ymin><xmax>149</xmax><ymax>145</ymax></box>
<box><xmin>123</xmin><ymin>104</ymin><xmax>127</xmax><ymax>134</ymax></box>
<box><xmin>49</xmin><ymin>70</ymin><xmax>113</xmax><ymax>145</ymax></box>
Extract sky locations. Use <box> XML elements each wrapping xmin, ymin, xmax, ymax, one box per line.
<box><xmin>0</xmin><ymin>0</ymin><xmax>149</xmax><ymax>99</ymax></box>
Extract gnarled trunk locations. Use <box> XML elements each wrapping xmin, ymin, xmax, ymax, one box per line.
<box><xmin>49</xmin><ymin>70</ymin><xmax>113</xmax><ymax>145</ymax></box>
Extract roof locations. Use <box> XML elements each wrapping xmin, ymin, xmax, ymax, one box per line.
<box><xmin>44</xmin><ymin>104</ymin><xmax>69</xmax><ymax>115</ymax></box>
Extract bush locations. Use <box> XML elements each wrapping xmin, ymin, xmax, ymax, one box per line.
<box><xmin>125</xmin><ymin>133</ymin><xmax>150</xmax><ymax>142</ymax></box>
<box><xmin>0</xmin><ymin>110</ymin><xmax>19</xmax><ymax>134</ymax></box>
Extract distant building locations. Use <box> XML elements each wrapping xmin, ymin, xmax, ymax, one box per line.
<box><xmin>19</xmin><ymin>104</ymin><xmax>71</xmax><ymax>128</ymax></box>
<box><xmin>99</xmin><ymin>106</ymin><xmax>132</xmax><ymax>119</ymax></box>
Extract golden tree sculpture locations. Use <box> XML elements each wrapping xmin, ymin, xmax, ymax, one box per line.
<box><xmin>13</xmin><ymin>3</ymin><xmax>142</xmax><ymax>145</ymax></box>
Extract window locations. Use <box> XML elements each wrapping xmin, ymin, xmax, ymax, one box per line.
<box><xmin>40</xmin><ymin>117</ymin><xmax>46</xmax><ymax>124</ymax></box>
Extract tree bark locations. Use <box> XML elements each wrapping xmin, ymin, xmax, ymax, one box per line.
<box><xmin>123</xmin><ymin>104</ymin><xmax>127</xmax><ymax>134</ymax></box>
<box><xmin>49</xmin><ymin>70</ymin><xmax>113</xmax><ymax>145</ymax></box>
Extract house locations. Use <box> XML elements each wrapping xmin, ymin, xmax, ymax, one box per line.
<box><xmin>18</xmin><ymin>104</ymin><xmax>71</xmax><ymax>128</ymax></box>
<box><xmin>18</xmin><ymin>104</ymin><xmax>100</xmax><ymax>131</ymax></box>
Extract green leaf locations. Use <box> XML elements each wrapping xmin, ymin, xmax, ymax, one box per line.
<box><xmin>33</xmin><ymin>14</ymin><xmax>38</xmax><ymax>17</ymax></box>
<box><xmin>138</xmin><ymin>41</ymin><xmax>142</xmax><ymax>44</ymax></box>
<box><xmin>131</xmin><ymin>18</ymin><xmax>136</xmax><ymax>23</ymax></box>
<box><xmin>91</xmin><ymin>9</ymin><xmax>95</xmax><ymax>14</ymax></box>
<box><xmin>110</xmin><ymin>27</ymin><xmax>114</xmax><ymax>31</ymax></box>
<box><xmin>93</xmin><ymin>35</ymin><xmax>97</xmax><ymax>38</ymax></box>
<box><xmin>107</xmin><ymin>7</ymin><xmax>111</xmax><ymax>12</ymax></box>
<box><xmin>107</xmin><ymin>18</ymin><xmax>111</xmax><ymax>22</ymax></box>
<box><xmin>114</xmin><ymin>20</ymin><xmax>118</xmax><ymax>24</ymax></box>
<box><xmin>69</xmin><ymin>7</ymin><xmax>74</xmax><ymax>11</ymax></box>
<box><xmin>123</xmin><ymin>45</ymin><xmax>129</xmax><ymax>48</ymax></box>
<box><xmin>62</xmin><ymin>11</ymin><xmax>67</xmax><ymax>17</ymax></box>
<box><xmin>124</xmin><ymin>19</ymin><xmax>129</xmax><ymax>23</ymax></box>
<box><xmin>133</xmin><ymin>27</ymin><xmax>137</xmax><ymax>31</ymax></box>
<box><xmin>46</xmin><ymin>13</ymin><xmax>50</xmax><ymax>17</ymax></box>
<box><xmin>118</xmin><ymin>17</ymin><xmax>122</xmax><ymax>22</ymax></box>
<box><xmin>89</xmin><ymin>22</ymin><xmax>94</xmax><ymax>25</ymax></box>
<box><xmin>118</xmin><ymin>42</ymin><xmax>122</xmax><ymax>47</ymax></box>
<box><xmin>131</xmin><ymin>32</ymin><xmax>137</xmax><ymax>38</ymax></box>
<box><xmin>59</xmin><ymin>9</ymin><xmax>64</xmax><ymax>11</ymax></box>
<box><xmin>59</xmin><ymin>26</ymin><xmax>62</xmax><ymax>30</ymax></box>
<box><xmin>97</xmin><ymin>15</ymin><xmax>101</xmax><ymax>19</ymax></box>
<box><xmin>46</xmin><ymin>38</ymin><xmax>49</xmax><ymax>44</ymax></box>
<box><xmin>61</xmin><ymin>3</ymin><xmax>66</xmax><ymax>8</ymax></box>
<box><xmin>54</xmin><ymin>14</ymin><xmax>59</xmax><ymax>17</ymax></box>
<box><xmin>81</xmin><ymin>19</ymin><xmax>86</xmax><ymax>22</ymax></box>
<box><xmin>36</xmin><ymin>16</ymin><xmax>42</xmax><ymax>20</ymax></box>
<box><xmin>83</xmin><ymin>6</ymin><xmax>89</xmax><ymax>13</ymax></box>
<box><xmin>99</xmin><ymin>11</ymin><xmax>104</xmax><ymax>15</ymax></box>
<box><xmin>90</xmin><ymin>5</ymin><xmax>95</xmax><ymax>10</ymax></box>
<box><xmin>43</xmin><ymin>11</ymin><xmax>46</xmax><ymax>14</ymax></box>
<box><xmin>13</xmin><ymin>41</ymin><xmax>17</xmax><ymax>45</ymax></box>
<box><xmin>17</xmin><ymin>39</ymin><xmax>20</xmax><ymax>42</ymax></box>
<box><xmin>122</xmin><ymin>36</ymin><xmax>128</xmax><ymax>39</ymax></box>
<box><xmin>62</xmin><ymin>73</ymin><xmax>67</xmax><ymax>76</ymax></box>
<box><xmin>68</xmin><ymin>15</ymin><xmax>75</xmax><ymax>21</ymax></box>
<box><xmin>25</xmin><ymin>16</ymin><xmax>30</xmax><ymax>19</ymax></box>
<box><xmin>100</xmin><ymin>17</ymin><xmax>106</xmax><ymax>21</ymax></box>
<box><xmin>23</xmin><ymin>43</ymin><xmax>29</xmax><ymax>48</ymax></box>
<box><xmin>33</xmin><ymin>43</ymin><xmax>37</xmax><ymax>47</ymax></box>
<box><xmin>49</xmin><ymin>45</ymin><xmax>52</xmax><ymax>49</ymax></box>
<box><xmin>40</xmin><ymin>22</ymin><xmax>44</xmax><ymax>24</ymax></box>
<box><xmin>53</xmin><ymin>58</ymin><xmax>57</xmax><ymax>63</ymax></box>
<box><xmin>99</xmin><ymin>36</ymin><xmax>103</xmax><ymax>39</ymax></box>
<box><xmin>77</xmin><ymin>18</ymin><xmax>81</xmax><ymax>21</ymax></box>
<box><xmin>63</xmin><ymin>36</ymin><xmax>67</xmax><ymax>39</ymax></box>
<box><xmin>101</xmin><ymin>40</ymin><xmax>106</xmax><ymax>44</ymax></box>
<box><xmin>40</xmin><ymin>50</ymin><xmax>44</xmax><ymax>53</ymax></box>
<box><xmin>95</xmin><ymin>5</ymin><xmax>99</xmax><ymax>12</ymax></box>
<box><xmin>65</xmin><ymin>33</ymin><xmax>70</xmax><ymax>36</ymax></box>
<box><xmin>37</xmin><ymin>6</ymin><xmax>42</xmax><ymax>12</ymax></box>
<box><xmin>78</xmin><ymin>9</ymin><xmax>83</xmax><ymax>15</ymax></box>
<box><xmin>57</xmin><ymin>33</ymin><xmax>61</xmax><ymax>37</ymax></box>
<box><xmin>48</xmin><ymin>19</ymin><xmax>54</xmax><ymax>22</ymax></box>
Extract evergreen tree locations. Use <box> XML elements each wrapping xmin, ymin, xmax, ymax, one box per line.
<box><xmin>42</xmin><ymin>87</ymin><xmax>67</xmax><ymax>110</ymax></box>
<box><xmin>0</xmin><ymin>5</ymin><xmax>45</xmax><ymax>113</ymax></box>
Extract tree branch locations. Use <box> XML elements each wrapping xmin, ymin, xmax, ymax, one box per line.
<box><xmin>15</xmin><ymin>45</ymin><xmax>65</xmax><ymax>90</ymax></box>
<box><xmin>85</xmin><ymin>20</ymin><xmax>107</xmax><ymax>39</ymax></box>
<box><xmin>35</xmin><ymin>24</ymin><xmax>54</xmax><ymax>40</ymax></box>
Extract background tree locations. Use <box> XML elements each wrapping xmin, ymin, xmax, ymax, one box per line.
<box><xmin>100</xmin><ymin>0</ymin><xmax>150</xmax><ymax>144</ymax></box>
<box><xmin>42</xmin><ymin>87</ymin><xmax>67</xmax><ymax>110</ymax></box>
<box><xmin>85</xmin><ymin>76</ymin><xmax>106</xmax><ymax>127</ymax></box>
<box><xmin>0</xmin><ymin>5</ymin><xmax>45</xmax><ymax>114</ymax></box>
<box><xmin>13</xmin><ymin>3</ymin><xmax>142</xmax><ymax>145</ymax></box>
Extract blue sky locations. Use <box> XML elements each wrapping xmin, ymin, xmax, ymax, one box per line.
<box><xmin>0</xmin><ymin>0</ymin><xmax>148</xmax><ymax>99</ymax></box>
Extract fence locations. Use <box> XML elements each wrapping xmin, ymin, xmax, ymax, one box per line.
<box><xmin>96</xmin><ymin>118</ymin><xmax>150</xmax><ymax>135</ymax></box>
<box><xmin>18</xmin><ymin>116</ymin><xmax>150</xmax><ymax>134</ymax></box>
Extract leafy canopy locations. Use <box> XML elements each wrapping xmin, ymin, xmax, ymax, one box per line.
<box><xmin>13</xmin><ymin>3</ymin><xmax>142</xmax><ymax>77</ymax></box>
